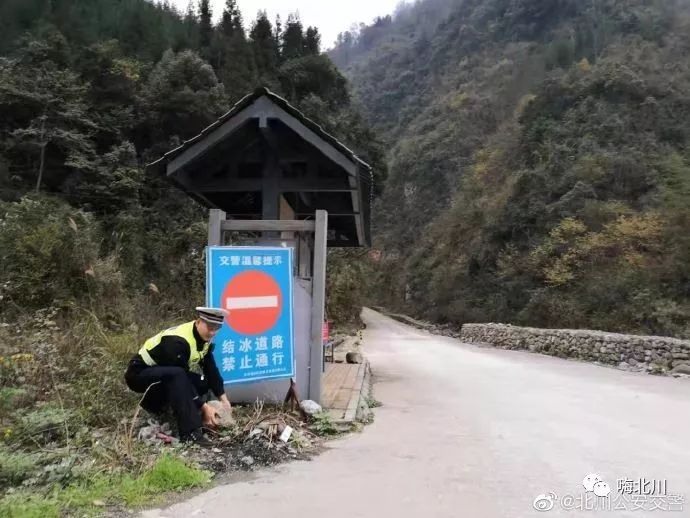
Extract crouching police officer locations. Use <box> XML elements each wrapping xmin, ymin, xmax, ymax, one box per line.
<box><xmin>125</xmin><ymin>307</ymin><xmax>232</xmax><ymax>445</ymax></box>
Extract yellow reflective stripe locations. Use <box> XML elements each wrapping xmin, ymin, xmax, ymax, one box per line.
<box><xmin>140</xmin><ymin>347</ymin><xmax>157</xmax><ymax>366</ymax></box>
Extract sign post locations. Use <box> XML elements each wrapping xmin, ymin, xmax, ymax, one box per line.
<box><xmin>206</xmin><ymin>246</ymin><xmax>294</xmax><ymax>385</ymax></box>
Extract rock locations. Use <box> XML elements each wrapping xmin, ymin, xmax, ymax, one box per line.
<box><xmin>207</xmin><ymin>400</ymin><xmax>236</xmax><ymax>428</ymax></box>
<box><xmin>137</xmin><ymin>423</ymin><xmax>161</xmax><ymax>444</ymax></box>
<box><xmin>356</xmin><ymin>397</ymin><xmax>373</xmax><ymax>423</ymax></box>
<box><xmin>300</xmin><ymin>399</ymin><xmax>323</xmax><ymax>416</ymax></box>
<box><xmin>671</xmin><ymin>363</ymin><xmax>690</xmax><ymax>376</ymax></box>
<box><xmin>346</xmin><ymin>352</ymin><xmax>363</xmax><ymax>364</ymax></box>
<box><xmin>240</xmin><ymin>456</ymin><xmax>254</xmax><ymax>466</ymax></box>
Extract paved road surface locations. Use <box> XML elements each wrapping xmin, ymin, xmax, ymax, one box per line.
<box><xmin>146</xmin><ymin>308</ymin><xmax>690</xmax><ymax>517</ymax></box>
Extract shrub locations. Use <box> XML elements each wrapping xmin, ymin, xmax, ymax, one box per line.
<box><xmin>0</xmin><ymin>196</ymin><xmax>101</xmax><ymax>314</ymax></box>
<box><xmin>16</xmin><ymin>404</ymin><xmax>74</xmax><ymax>446</ymax></box>
<box><xmin>0</xmin><ymin>387</ymin><xmax>30</xmax><ymax>412</ymax></box>
<box><xmin>0</xmin><ymin>446</ymin><xmax>41</xmax><ymax>487</ymax></box>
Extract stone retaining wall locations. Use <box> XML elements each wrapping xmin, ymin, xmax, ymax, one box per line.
<box><xmin>459</xmin><ymin>324</ymin><xmax>690</xmax><ymax>376</ymax></box>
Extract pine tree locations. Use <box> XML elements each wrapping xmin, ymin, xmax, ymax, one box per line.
<box><xmin>217</xmin><ymin>0</ymin><xmax>255</xmax><ymax>101</ymax></box>
<box><xmin>198</xmin><ymin>0</ymin><xmax>213</xmax><ymax>52</ymax></box>
<box><xmin>281</xmin><ymin>14</ymin><xmax>304</xmax><ymax>61</ymax></box>
<box><xmin>249</xmin><ymin>11</ymin><xmax>278</xmax><ymax>80</ymax></box>
<box><xmin>221</xmin><ymin>0</ymin><xmax>242</xmax><ymax>37</ymax></box>
<box><xmin>183</xmin><ymin>1</ymin><xmax>200</xmax><ymax>50</ymax></box>
<box><xmin>305</xmin><ymin>27</ymin><xmax>321</xmax><ymax>55</ymax></box>
<box><xmin>274</xmin><ymin>14</ymin><xmax>283</xmax><ymax>61</ymax></box>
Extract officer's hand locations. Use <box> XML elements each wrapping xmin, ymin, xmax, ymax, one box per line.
<box><xmin>219</xmin><ymin>394</ymin><xmax>232</xmax><ymax>412</ymax></box>
<box><xmin>201</xmin><ymin>403</ymin><xmax>218</xmax><ymax>428</ymax></box>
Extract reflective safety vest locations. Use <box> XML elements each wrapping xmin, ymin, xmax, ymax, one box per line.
<box><xmin>139</xmin><ymin>321</ymin><xmax>210</xmax><ymax>375</ymax></box>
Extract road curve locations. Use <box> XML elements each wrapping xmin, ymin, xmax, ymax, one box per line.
<box><xmin>146</xmin><ymin>308</ymin><xmax>690</xmax><ymax>518</ymax></box>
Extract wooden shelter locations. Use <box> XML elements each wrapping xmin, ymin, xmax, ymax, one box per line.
<box><xmin>147</xmin><ymin>87</ymin><xmax>372</xmax><ymax>247</ymax></box>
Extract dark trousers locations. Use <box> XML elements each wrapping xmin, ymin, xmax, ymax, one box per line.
<box><xmin>125</xmin><ymin>365</ymin><xmax>207</xmax><ymax>436</ymax></box>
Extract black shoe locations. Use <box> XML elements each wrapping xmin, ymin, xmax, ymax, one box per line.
<box><xmin>181</xmin><ymin>429</ymin><xmax>213</xmax><ymax>447</ymax></box>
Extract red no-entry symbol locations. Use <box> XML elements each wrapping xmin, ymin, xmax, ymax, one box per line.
<box><xmin>222</xmin><ymin>270</ymin><xmax>282</xmax><ymax>335</ymax></box>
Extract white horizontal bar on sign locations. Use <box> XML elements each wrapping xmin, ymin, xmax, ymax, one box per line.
<box><xmin>226</xmin><ymin>296</ymin><xmax>278</xmax><ymax>310</ymax></box>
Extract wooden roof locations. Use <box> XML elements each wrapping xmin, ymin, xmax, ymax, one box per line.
<box><xmin>147</xmin><ymin>87</ymin><xmax>372</xmax><ymax>247</ymax></box>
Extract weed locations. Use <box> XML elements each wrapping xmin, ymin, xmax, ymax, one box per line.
<box><xmin>309</xmin><ymin>412</ymin><xmax>340</xmax><ymax>436</ymax></box>
<box><xmin>138</xmin><ymin>454</ymin><xmax>212</xmax><ymax>493</ymax></box>
<box><xmin>16</xmin><ymin>404</ymin><xmax>74</xmax><ymax>446</ymax></box>
<box><xmin>0</xmin><ymin>387</ymin><xmax>29</xmax><ymax>412</ymax></box>
<box><xmin>0</xmin><ymin>446</ymin><xmax>41</xmax><ymax>487</ymax></box>
<box><xmin>365</xmin><ymin>396</ymin><xmax>382</xmax><ymax>408</ymax></box>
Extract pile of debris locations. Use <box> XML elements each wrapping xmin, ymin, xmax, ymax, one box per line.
<box><xmin>132</xmin><ymin>400</ymin><xmax>325</xmax><ymax>476</ymax></box>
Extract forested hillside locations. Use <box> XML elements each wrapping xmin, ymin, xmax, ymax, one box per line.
<box><xmin>333</xmin><ymin>0</ymin><xmax>690</xmax><ymax>338</ymax></box>
<box><xmin>0</xmin><ymin>0</ymin><xmax>384</xmax><ymax>321</ymax></box>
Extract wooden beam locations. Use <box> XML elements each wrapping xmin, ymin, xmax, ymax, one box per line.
<box><xmin>193</xmin><ymin>178</ymin><xmax>356</xmax><ymax>193</ymax></box>
<box><xmin>295</xmin><ymin>213</ymin><xmax>360</xmax><ymax>217</ymax></box>
<box><xmin>220</xmin><ymin>220</ymin><xmax>316</xmax><ymax>232</ymax></box>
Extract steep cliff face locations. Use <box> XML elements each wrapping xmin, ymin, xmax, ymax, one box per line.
<box><xmin>332</xmin><ymin>0</ymin><xmax>690</xmax><ymax>338</ymax></box>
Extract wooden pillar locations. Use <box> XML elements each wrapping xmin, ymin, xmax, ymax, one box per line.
<box><xmin>261</xmin><ymin>153</ymin><xmax>280</xmax><ymax>220</ymax></box>
<box><xmin>208</xmin><ymin>209</ymin><xmax>226</xmax><ymax>246</ymax></box>
<box><xmin>262</xmin><ymin>150</ymin><xmax>280</xmax><ymax>240</ymax></box>
<box><xmin>309</xmin><ymin>210</ymin><xmax>328</xmax><ymax>402</ymax></box>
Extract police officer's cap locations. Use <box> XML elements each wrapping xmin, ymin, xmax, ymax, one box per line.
<box><xmin>195</xmin><ymin>307</ymin><xmax>228</xmax><ymax>325</ymax></box>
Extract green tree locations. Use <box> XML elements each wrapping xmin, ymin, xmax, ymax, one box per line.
<box><xmin>249</xmin><ymin>12</ymin><xmax>278</xmax><ymax>81</ymax></box>
<box><xmin>0</xmin><ymin>40</ymin><xmax>97</xmax><ymax>193</ymax></box>
<box><xmin>305</xmin><ymin>27</ymin><xmax>321</xmax><ymax>55</ymax></box>
<box><xmin>279</xmin><ymin>55</ymin><xmax>349</xmax><ymax>107</ymax></box>
<box><xmin>198</xmin><ymin>0</ymin><xmax>213</xmax><ymax>54</ymax></box>
<box><xmin>281</xmin><ymin>14</ymin><xmax>305</xmax><ymax>61</ymax></box>
<box><xmin>182</xmin><ymin>1</ymin><xmax>200</xmax><ymax>50</ymax></box>
<box><xmin>220</xmin><ymin>0</ymin><xmax>242</xmax><ymax>37</ymax></box>
<box><xmin>138</xmin><ymin>49</ymin><xmax>226</xmax><ymax>153</ymax></box>
<box><xmin>77</xmin><ymin>40</ymin><xmax>142</xmax><ymax>149</ymax></box>
<box><xmin>214</xmin><ymin>0</ymin><xmax>255</xmax><ymax>102</ymax></box>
